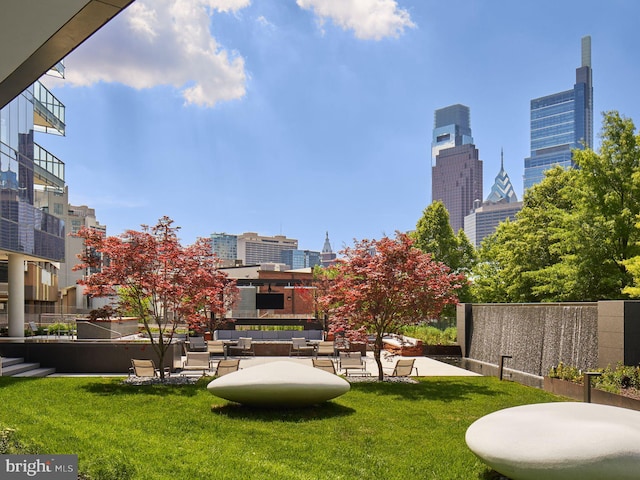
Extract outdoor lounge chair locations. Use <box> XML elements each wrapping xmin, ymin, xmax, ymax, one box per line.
<box><xmin>315</xmin><ymin>341</ymin><xmax>335</xmax><ymax>357</ymax></box>
<box><xmin>384</xmin><ymin>358</ymin><xmax>418</xmax><ymax>377</ymax></box>
<box><xmin>290</xmin><ymin>337</ymin><xmax>316</xmax><ymax>356</ymax></box>
<box><xmin>207</xmin><ymin>340</ymin><xmax>226</xmax><ymax>357</ymax></box>
<box><xmin>227</xmin><ymin>337</ymin><xmax>254</xmax><ymax>356</ymax></box>
<box><xmin>312</xmin><ymin>358</ymin><xmax>337</xmax><ymax>374</ymax></box>
<box><xmin>186</xmin><ymin>336</ymin><xmax>208</xmax><ymax>352</ymax></box>
<box><xmin>129</xmin><ymin>359</ymin><xmax>170</xmax><ymax>378</ymax></box>
<box><xmin>181</xmin><ymin>352</ymin><xmax>213</xmax><ymax>376</ymax></box>
<box><xmin>214</xmin><ymin>358</ymin><xmax>240</xmax><ymax>377</ymax></box>
<box><xmin>338</xmin><ymin>352</ymin><xmax>369</xmax><ymax>376</ymax></box>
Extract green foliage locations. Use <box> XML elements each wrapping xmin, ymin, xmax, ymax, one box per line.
<box><xmin>596</xmin><ymin>363</ymin><xmax>640</xmax><ymax>393</ymax></box>
<box><xmin>411</xmin><ymin>201</ymin><xmax>477</xmax><ymax>274</ymax></box>
<box><xmin>548</xmin><ymin>362</ymin><xmax>640</xmax><ymax>394</ymax></box>
<box><xmin>548</xmin><ymin>362</ymin><xmax>583</xmax><ymax>383</ymax></box>
<box><xmin>473</xmin><ymin>111</ymin><xmax>640</xmax><ymax>302</ymax></box>
<box><xmin>0</xmin><ymin>376</ymin><xmax>562</xmax><ymax>480</ymax></box>
<box><xmin>398</xmin><ymin>325</ymin><xmax>457</xmax><ymax>345</ymax></box>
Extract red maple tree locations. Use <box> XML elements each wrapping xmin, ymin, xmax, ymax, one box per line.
<box><xmin>319</xmin><ymin>233</ymin><xmax>465</xmax><ymax>380</ymax></box>
<box><xmin>74</xmin><ymin>216</ymin><xmax>236</xmax><ymax>378</ymax></box>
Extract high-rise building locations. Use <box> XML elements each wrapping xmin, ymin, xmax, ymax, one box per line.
<box><xmin>34</xmin><ymin>186</ymin><xmax>107</xmax><ymax>312</ymax></box>
<box><xmin>0</xmin><ymin>75</ymin><xmax>67</xmax><ymax>334</ymax></box>
<box><xmin>0</xmin><ymin>1</ymin><xmax>134</xmax><ymax>336</ymax></box>
<box><xmin>464</xmin><ymin>151</ymin><xmax>522</xmax><ymax>248</ymax></box>
<box><xmin>431</xmin><ymin>104</ymin><xmax>474</xmax><ymax>165</ymax></box>
<box><xmin>320</xmin><ymin>232</ymin><xmax>337</xmax><ymax>267</ymax></box>
<box><xmin>281</xmin><ymin>249</ymin><xmax>321</xmax><ymax>270</ymax></box>
<box><xmin>431</xmin><ymin>104</ymin><xmax>483</xmax><ymax>233</ymax></box>
<box><xmin>210</xmin><ymin>233</ymin><xmax>238</xmax><ymax>267</ymax></box>
<box><xmin>236</xmin><ymin>232</ymin><xmax>297</xmax><ymax>265</ymax></box>
<box><xmin>523</xmin><ymin>36</ymin><xmax>593</xmax><ymax>191</ymax></box>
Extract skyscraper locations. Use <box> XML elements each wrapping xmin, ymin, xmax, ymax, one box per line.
<box><xmin>431</xmin><ymin>104</ymin><xmax>483</xmax><ymax>233</ymax></box>
<box><xmin>464</xmin><ymin>150</ymin><xmax>522</xmax><ymax>248</ymax></box>
<box><xmin>523</xmin><ymin>36</ymin><xmax>593</xmax><ymax>191</ymax></box>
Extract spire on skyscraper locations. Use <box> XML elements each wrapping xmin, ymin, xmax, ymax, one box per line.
<box><xmin>320</xmin><ymin>232</ymin><xmax>337</xmax><ymax>267</ymax></box>
<box><xmin>486</xmin><ymin>149</ymin><xmax>518</xmax><ymax>204</ymax></box>
<box><xmin>322</xmin><ymin>231</ymin><xmax>333</xmax><ymax>254</ymax></box>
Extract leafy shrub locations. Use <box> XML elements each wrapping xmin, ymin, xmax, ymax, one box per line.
<box><xmin>397</xmin><ymin>325</ymin><xmax>457</xmax><ymax>345</ymax></box>
<box><xmin>549</xmin><ymin>362</ymin><xmax>640</xmax><ymax>394</ymax></box>
<box><xmin>548</xmin><ymin>362</ymin><xmax>583</xmax><ymax>383</ymax></box>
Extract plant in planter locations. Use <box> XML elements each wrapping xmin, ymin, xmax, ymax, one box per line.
<box><xmin>548</xmin><ymin>362</ymin><xmax>640</xmax><ymax>400</ymax></box>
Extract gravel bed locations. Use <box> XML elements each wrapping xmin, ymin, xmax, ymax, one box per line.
<box><xmin>122</xmin><ymin>376</ymin><xmax>200</xmax><ymax>386</ymax></box>
<box><xmin>346</xmin><ymin>376</ymin><xmax>418</xmax><ymax>384</ymax></box>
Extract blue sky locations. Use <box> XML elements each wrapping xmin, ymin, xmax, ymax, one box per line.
<box><xmin>39</xmin><ymin>0</ymin><xmax>640</xmax><ymax>253</ymax></box>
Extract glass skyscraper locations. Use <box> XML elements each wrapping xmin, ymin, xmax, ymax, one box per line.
<box><xmin>523</xmin><ymin>36</ymin><xmax>593</xmax><ymax>191</ymax></box>
<box><xmin>431</xmin><ymin>104</ymin><xmax>483</xmax><ymax>233</ymax></box>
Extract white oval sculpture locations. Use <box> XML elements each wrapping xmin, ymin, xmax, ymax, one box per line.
<box><xmin>207</xmin><ymin>361</ymin><xmax>350</xmax><ymax>407</ymax></box>
<box><xmin>466</xmin><ymin>402</ymin><xmax>640</xmax><ymax>480</ymax></box>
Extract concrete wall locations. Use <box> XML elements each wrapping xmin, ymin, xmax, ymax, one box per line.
<box><xmin>0</xmin><ymin>341</ymin><xmax>181</xmax><ymax>373</ymax></box>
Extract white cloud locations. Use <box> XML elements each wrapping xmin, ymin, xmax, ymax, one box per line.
<box><xmin>61</xmin><ymin>0</ymin><xmax>250</xmax><ymax>108</ymax></box>
<box><xmin>296</xmin><ymin>0</ymin><xmax>415</xmax><ymax>40</ymax></box>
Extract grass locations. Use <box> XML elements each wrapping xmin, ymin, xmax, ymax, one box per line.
<box><xmin>0</xmin><ymin>376</ymin><xmax>565</xmax><ymax>479</ymax></box>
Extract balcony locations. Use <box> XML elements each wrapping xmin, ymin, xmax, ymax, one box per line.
<box><xmin>32</xmin><ymin>81</ymin><xmax>65</xmax><ymax>136</ymax></box>
<box><xmin>34</xmin><ymin>143</ymin><xmax>65</xmax><ymax>189</ymax></box>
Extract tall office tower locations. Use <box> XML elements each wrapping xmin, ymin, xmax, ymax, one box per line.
<box><xmin>431</xmin><ymin>104</ymin><xmax>483</xmax><ymax>233</ymax></box>
<box><xmin>210</xmin><ymin>232</ymin><xmax>238</xmax><ymax>267</ymax></box>
<box><xmin>431</xmin><ymin>104</ymin><xmax>474</xmax><ymax>165</ymax></box>
<box><xmin>523</xmin><ymin>36</ymin><xmax>593</xmax><ymax>191</ymax></box>
<box><xmin>464</xmin><ymin>151</ymin><xmax>522</xmax><ymax>248</ymax></box>
<box><xmin>236</xmin><ymin>232</ymin><xmax>298</xmax><ymax>265</ymax></box>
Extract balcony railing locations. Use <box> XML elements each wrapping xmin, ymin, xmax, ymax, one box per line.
<box><xmin>34</xmin><ymin>143</ymin><xmax>65</xmax><ymax>188</ymax></box>
<box><xmin>33</xmin><ymin>81</ymin><xmax>65</xmax><ymax>136</ymax></box>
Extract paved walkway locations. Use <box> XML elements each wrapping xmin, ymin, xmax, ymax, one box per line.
<box><xmin>210</xmin><ymin>352</ymin><xmax>479</xmax><ymax>377</ymax></box>
<box><xmin>49</xmin><ymin>353</ymin><xmax>479</xmax><ymax>377</ymax></box>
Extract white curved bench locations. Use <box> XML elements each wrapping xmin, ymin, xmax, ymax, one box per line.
<box><xmin>466</xmin><ymin>402</ymin><xmax>640</xmax><ymax>480</ymax></box>
<box><xmin>207</xmin><ymin>360</ymin><xmax>350</xmax><ymax>407</ymax></box>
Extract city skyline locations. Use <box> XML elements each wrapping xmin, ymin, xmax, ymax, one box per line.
<box><xmin>36</xmin><ymin>0</ymin><xmax>640</xmax><ymax>252</ymax></box>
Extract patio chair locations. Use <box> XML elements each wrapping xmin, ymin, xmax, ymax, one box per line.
<box><xmin>207</xmin><ymin>340</ymin><xmax>226</xmax><ymax>357</ymax></box>
<box><xmin>290</xmin><ymin>337</ymin><xmax>316</xmax><ymax>356</ymax></box>
<box><xmin>312</xmin><ymin>358</ymin><xmax>337</xmax><ymax>374</ymax></box>
<box><xmin>214</xmin><ymin>358</ymin><xmax>240</xmax><ymax>377</ymax></box>
<box><xmin>384</xmin><ymin>358</ymin><xmax>418</xmax><ymax>377</ymax></box>
<box><xmin>186</xmin><ymin>336</ymin><xmax>208</xmax><ymax>352</ymax></box>
<box><xmin>129</xmin><ymin>358</ymin><xmax>170</xmax><ymax>378</ymax></box>
<box><xmin>227</xmin><ymin>337</ymin><xmax>254</xmax><ymax>356</ymax></box>
<box><xmin>315</xmin><ymin>341</ymin><xmax>335</xmax><ymax>357</ymax></box>
<box><xmin>181</xmin><ymin>352</ymin><xmax>213</xmax><ymax>376</ymax></box>
<box><xmin>338</xmin><ymin>352</ymin><xmax>368</xmax><ymax>376</ymax></box>
<box><xmin>28</xmin><ymin>321</ymin><xmax>47</xmax><ymax>336</ymax></box>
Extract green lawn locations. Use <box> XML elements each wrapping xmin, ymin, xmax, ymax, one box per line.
<box><xmin>0</xmin><ymin>376</ymin><xmax>566</xmax><ymax>479</ymax></box>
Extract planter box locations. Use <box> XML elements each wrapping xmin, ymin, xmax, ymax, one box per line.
<box><xmin>543</xmin><ymin>376</ymin><xmax>640</xmax><ymax>412</ymax></box>
<box><xmin>425</xmin><ymin>345</ymin><xmax>462</xmax><ymax>357</ymax></box>
<box><xmin>77</xmin><ymin>318</ymin><xmax>140</xmax><ymax>339</ymax></box>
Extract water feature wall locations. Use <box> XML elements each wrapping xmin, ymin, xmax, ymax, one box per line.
<box><xmin>459</xmin><ymin>303</ymin><xmax>599</xmax><ymax>379</ymax></box>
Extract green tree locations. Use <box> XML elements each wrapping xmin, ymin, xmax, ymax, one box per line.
<box><xmin>572</xmin><ymin>111</ymin><xmax>640</xmax><ymax>296</ymax></box>
<box><xmin>473</xmin><ymin>111</ymin><xmax>640</xmax><ymax>302</ymax></box>
<box><xmin>412</xmin><ymin>201</ymin><xmax>476</xmax><ymax>273</ymax></box>
<box><xmin>412</xmin><ymin>201</ymin><xmax>476</xmax><ymax>306</ymax></box>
